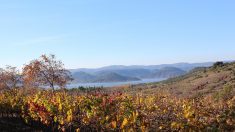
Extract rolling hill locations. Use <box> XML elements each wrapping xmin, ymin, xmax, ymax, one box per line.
<box><xmin>70</xmin><ymin>62</ymin><xmax>217</xmax><ymax>83</ymax></box>
<box><xmin>72</xmin><ymin>71</ymin><xmax>96</xmax><ymax>83</ymax></box>
<box><xmin>146</xmin><ymin>67</ymin><xmax>186</xmax><ymax>78</ymax></box>
<box><xmin>132</xmin><ymin>61</ymin><xmax>235</xmax><ymax>98</ymax></box>
<box><xmin>69</xmin><ymin>62</ymin><xmax>214</xmax><ymax>73</ymax></box>
<box><xmin>71</xmin><ymin>67</ymin><xmax>187</xmax><ymax>83</ymax></box>
<box><xmin>72</xmin><ymin>71</ymin><xmax>141</xmax><ymax>83</ymax></box>
<box><xmin>70</xmin><ymin>62</ymin><xmax>235</xmax><ymax>83</ymax></box>
<box><xmin>92</xmin><ymin>72</ymin><xmax>140</xmax><ymax>83</ymax></box>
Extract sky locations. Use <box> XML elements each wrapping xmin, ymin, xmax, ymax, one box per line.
<box><xmin>0</xmin><ymin>0</ymin><xmax>235</xmax><ymax>69</ymax></box>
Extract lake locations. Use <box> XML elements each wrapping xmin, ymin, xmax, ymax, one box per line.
<box><xmin>68</xmin><ymin>78</ymin><xmax>166</xmax><ymax>88</ymax></box>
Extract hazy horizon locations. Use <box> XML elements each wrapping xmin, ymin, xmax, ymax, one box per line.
<box><xmin>0</xmin><ymin>1</ymin><xmax>235</xmax><ymax>69</ymax></box>
<box><xmin>70</xmin><ymin>61</ymin><xmax>219</xmax><ymax>70</ymax></box>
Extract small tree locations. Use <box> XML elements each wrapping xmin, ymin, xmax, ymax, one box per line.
<box><xmin>22</xmin><ymin>54</ymin><xmax>73</xmax><ymax>90</ymax></box>
<box><xmin>0</xmin><ymin>66</ymin><xmax>21</xmax><ymax>89</ymax></box>
<box><xmin>213</xmin><ymin>61</ymin><xmax>224</xmax><ymax>68</ymax></box>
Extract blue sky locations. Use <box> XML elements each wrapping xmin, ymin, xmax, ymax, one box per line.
<box><xmin>0</xmin><ymin>0</ymin><xmax>235</xmax><ymax>69</ymax></box>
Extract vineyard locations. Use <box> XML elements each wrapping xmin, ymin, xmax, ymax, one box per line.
<box><xmin>0</xmin><ymin>88</ymin><xmax>234</xmax><ymax>131</ymax></box>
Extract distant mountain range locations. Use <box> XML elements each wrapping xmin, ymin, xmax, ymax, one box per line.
<box><xmin>72</xmin><ymin>71</ymin><xmax>140</xmax><ymax>83</ymax></box>
<box><xmin>70</xmin><ymin>62</ymin><xmax>215</xmax><ymax>83</ymax></box>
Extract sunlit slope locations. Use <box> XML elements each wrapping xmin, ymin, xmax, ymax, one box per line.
<box><xmin>133</xmin><ymin>62</ymin><xmax>235</xmax><ymax>98</ymax></box>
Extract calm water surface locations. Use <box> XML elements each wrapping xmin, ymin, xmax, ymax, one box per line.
<box><xmin>68</xmin><ymin>78</ymin><xmax>166</xmax><ymax>88</ymax></box>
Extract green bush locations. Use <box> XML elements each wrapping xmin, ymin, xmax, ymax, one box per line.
<box><xmin>213</xmin><ymin>61</ymin><xmax>224</xmax><ymax>68</ymax></box>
